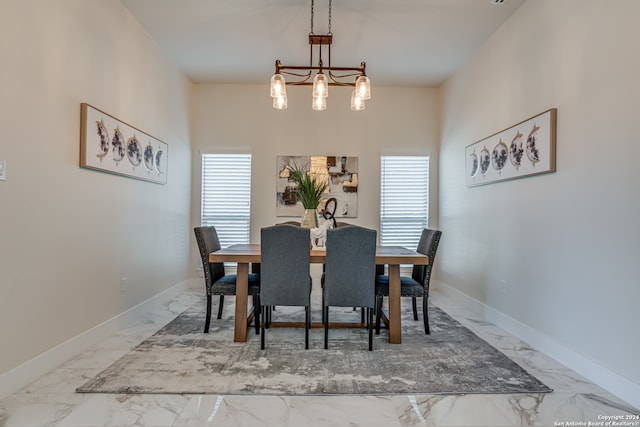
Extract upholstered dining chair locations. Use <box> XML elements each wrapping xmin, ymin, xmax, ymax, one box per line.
<box><xmin>320</xmin><ymin>222</ymin><xmax>384</xmax><ymax>324</ymax></box>
<box><xmin>260</xmin><ymin>224</ymin><xmax>312</xmax><ymax>349</ymax></box>
<box><xmin>194</xmin><ymin>226</ymin><xmax>260</xmax><ymax>334</ymax></box>
<box><xmin>375</xmin><ymin>228</ymin><xmax>442</xmax><ymax>335</ymax></box>
<box><xmin>278</xmin><ymin>221</ymin><xmax>302</xmax><ymax>226</ymax></box>
<box><xmin>323</xmin><ymin>225</ymin><xmax>377</xmax><ymax>351</ymax></box>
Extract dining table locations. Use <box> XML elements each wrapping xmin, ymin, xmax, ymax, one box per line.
<box><xmin>209</xmin><ymin>244</ymin><xmax>429</xmax><ymax>344</ymax></box>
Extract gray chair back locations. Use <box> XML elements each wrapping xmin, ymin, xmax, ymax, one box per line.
<box><xmin>194</xmin><ymin>226</ymin><xmax>225</xmax><ymax>291</ymax></box>
<box><xmin>324</xmin><ymin>225</ymin><xmax>377</xmax><ymax>308</ymax></box>
<box><xmin>277</xmin><ymin>221</ymin><xmax>301</xmax><ymax>226</ymax></box>
<box><xmin>333</xmin><ymin>223</ymin><xmax>381</xmax><ymax>277</ymax></box>
<box><xmin>260</xmin><ymin>224</ymin><xmax>311</xmax><ymax>307</ymax></box>
<box><xmin>412</xmin><ymin>229</ymin><xmax>443</xmax><ymax>288</ymax></box>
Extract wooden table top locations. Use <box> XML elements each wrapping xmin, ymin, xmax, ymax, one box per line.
<box><xmin>209</xmin><ymin>243</ymin><xmax>429</xmax><ymax>265</ymax></box>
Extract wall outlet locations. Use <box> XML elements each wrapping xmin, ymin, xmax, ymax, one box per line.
<box><xmin>120</xmin><ymin>277</ymin><xmax>128</xmax><ymax>293</ymax></box>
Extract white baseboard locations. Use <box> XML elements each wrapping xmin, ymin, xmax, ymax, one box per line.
<box><xmin>433</xmin><ymin>280</ymin><xmax>640</xmax><ymax>410</ymax></box>
<box><xmin>0</xmin><ymin>279</ymin><xmax>198</xmax><ymax>401</ymax></box>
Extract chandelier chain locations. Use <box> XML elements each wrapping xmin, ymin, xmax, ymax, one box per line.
<box><xmin>310</xmin><ymin>0</ymin><xmax>314</xmax><ymax>34</ymax></box>
<box><xmin>310</xmin><ymin>0</ymin><xmax>332</xmax><ymax>35</ymax></box>
<box><xmin>328</xmin><ymin>0</ymin><xmax>332</xmax><ymax>35</ymax></box>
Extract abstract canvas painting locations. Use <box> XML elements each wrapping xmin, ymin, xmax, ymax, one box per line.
<box><xmin>276</xmin><ymin>155</ymin><xmax>358</xmax><ymax>217</ymax></box>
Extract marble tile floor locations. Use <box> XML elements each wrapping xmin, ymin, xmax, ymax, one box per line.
<box><xmin>1</xmin><ymin>288</ymin><xmax>637</xmax><ymax>427</ymax></box>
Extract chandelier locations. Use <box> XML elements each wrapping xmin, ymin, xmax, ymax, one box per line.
<box><xmin>269</xmin><ymin>0</ymin><xmax>371</xmax><ymax>111</ymax></box>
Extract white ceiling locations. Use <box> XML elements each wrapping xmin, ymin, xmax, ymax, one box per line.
<box><xmin>120</xmin><ymin>0</ymin><xmax>526</xmax><ymax>87</ymax></box>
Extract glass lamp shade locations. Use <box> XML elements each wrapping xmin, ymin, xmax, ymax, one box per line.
<box><xmin>270</xmin><ymin>73</ymin><xmax>286</xmax><ymax>98</ymax></box>
<box><xmin>312</xmin><ymin>95</ymin><xmax>326</xmax><ymax>111</ymax></box>
<box><xmin>273</xmin><ymin>94</ymin><xmax>287</xmax><ymax>110</ymax></box>
<box><xmin>355</xmin><ymin>75</ymin><xmax>371</xmax><ymax>100</ymax></box>
<box><xmin>350</xmin><ymin>90</ymin><xmax>365</xmax><ymax>111</ymax></box>
<box><xmin>312</xmin><ymin>73</ymin><xmax>328</xmax><ymax>98</ymax></box>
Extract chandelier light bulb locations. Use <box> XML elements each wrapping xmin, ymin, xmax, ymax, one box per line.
<box><xmin>273</xmin><ymin>94</ymin><xmax>288</xmax><ymax>110</ymax></box>
<box><xmin>350</xmin><ymin>90</ymin><xmax>365</xmax><ymax>111</ymax></box>
<box><xmin>312</xmin><ymin>95</ymin><xmax>326</xmax><ymax>111</ymax></box>
<box><xmin>355</xmin><ymin>75</ymin><xmax>371</xmax><ymax>100</ymax></box>
<box><xmin>312</xmin><ymin>73</ymin><xmax>328</xmax><ymax>98</ymax></box>
<box><xmin>270</xmin><ymin>73</ymin><xmax>286</xmax><ymax>98</ymax></box>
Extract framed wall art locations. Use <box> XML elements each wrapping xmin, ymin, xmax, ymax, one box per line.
<box><xmin>465</xmin><ymin>108</ymin><xmax>556</xmax><ymax>187</ymax></box>
<box><xmin>80</xmin><ymin>103</ymin><xmax>168</xmax><ymax>184</ymax></box>
<box><xmin>276</xmin><ymin>155</ymin><xmax>358</xmax><ymax>218</ymax></box>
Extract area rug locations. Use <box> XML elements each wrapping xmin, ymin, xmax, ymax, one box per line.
<box><xmin>77</xmin><ymin>298</ymin><xmax>552</xmax><ymax>396</ymax></box>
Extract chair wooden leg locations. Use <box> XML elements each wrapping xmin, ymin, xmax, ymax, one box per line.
<box><xmin>361</xmin><ymin>307</ymin><xmax>365</xmax><ymax>323</ymax></box>
<box><xmin>423</xmin><ymin>296</ymin><xmax>430</xmax><ymax>334</ymax></box>
<box><xmin>375</xmin><ymin>296</ymin><xmax>382</xmax><ymax>335</ymax></box>
<box><xmin>261</xmin><ymin>306</ymin><xmax>266</xmax><ymax>349</ymax></box>
<box><xmin>412</xmin><ymin>297</ymin><xmax>418</xmax><ymax>320</ymax></box>
<box><xmin>204</xmin><ymin>294</ymin><xmax>212</xmax><ymax>333</ymax></box>
<box><xmin>324</xmin><ymin>307</ymin><xmax>329</xmax><ymax>349</ymax></box>
<box><xmin>368</xmin><ymin>307</ymin><xmax>373</xmax><ymax>351</ymax></box>
<box><xmin>217</xmin><ymin>295</ymin><xmax>225</xmax><ymax>319</ymax></box>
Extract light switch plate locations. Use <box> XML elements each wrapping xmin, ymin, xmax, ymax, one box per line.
<box><xmin>0</xmin><ymin>161</ymin><xmax>6</xmax><ymax>181</ymax></box>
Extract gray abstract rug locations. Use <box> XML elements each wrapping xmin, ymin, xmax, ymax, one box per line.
<box><xmin>77</xmin><ymin>299</ymin><xmax>552</xmax><ymax>395</ymax></box>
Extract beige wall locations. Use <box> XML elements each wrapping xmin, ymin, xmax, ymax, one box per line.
<box><xmin>189</xmin><ymin>84</ymin><xmax>440</xmax><ymax>274</ymax></box>
<box><xmin>439</xmin><ymin>0</ymin><xmax>640</xmax><ymax>389</ymax></box>
<box><xmin>0</xmin><ymin>1</ymin><xmax>192</xmax><ymax>375</ymax></box>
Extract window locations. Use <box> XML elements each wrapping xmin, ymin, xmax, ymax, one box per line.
<box><xmin>380</xmin><ymin>156</ymin><xmax>429</xmax><ymax>250</ymax></box>
<box><xmin>201</xmin><ymin>153</ymin><xmax>252</xmax><ymax>247</ymax></box>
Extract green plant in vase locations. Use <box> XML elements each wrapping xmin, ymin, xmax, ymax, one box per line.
<box><xmin>288</xmin><ymin>162</ymin><xmax>328</xmax><ymax>228</ymax></box>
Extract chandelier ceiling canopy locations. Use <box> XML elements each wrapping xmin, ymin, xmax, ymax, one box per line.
<box><xmin>270</xmin><ymin>0</ymin><xmax>371</xmax><ymax>111</ymax></box>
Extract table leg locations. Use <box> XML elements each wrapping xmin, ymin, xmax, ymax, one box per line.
<box><xmin>234</xmin><ymin>262</ymin><xmax>249</xmax><ymax>342</ymax></box>
<box><xmin>388</xmin><ymin>263</ymin><xmax>402</xmax><ymax>344</ymax></box>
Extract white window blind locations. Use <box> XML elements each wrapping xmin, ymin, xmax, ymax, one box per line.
<box><xmin>380</xmin><ymin>156</ymin><xmax>429</xmax><ymax>250</ymax></box>
<box><xmin>201</xmin><ymin>153</ymin><xmax>252</xmax><ymax>247</ymax></box>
